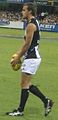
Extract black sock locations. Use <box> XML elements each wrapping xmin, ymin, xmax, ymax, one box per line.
<box><xmin>18</xmin><ymin>89</ymin><xmax>29</xmax><ymax>112</ymax></box>
<box><xmin>29</xmin><ymin>85</ymin><xmax>47</xmax><ymax>104</ymax></box>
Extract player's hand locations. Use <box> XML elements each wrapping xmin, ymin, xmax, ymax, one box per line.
<box><xmin>10</xmin><ymin>53</ymin><xmax>22</xmax><ymax>71</ymax></box>
<box><xmin>10</xmin><ymin>53</ymin><xmax>20</xmax><ymax>66</ymax></box>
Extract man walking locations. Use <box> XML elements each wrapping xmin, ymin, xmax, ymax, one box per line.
<box><xmin>6</xmin><ymin>3</ymin><xmax>53</xmax><ymax>117</ymax></box>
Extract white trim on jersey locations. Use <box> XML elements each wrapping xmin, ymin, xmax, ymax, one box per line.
<box><xmin>36</xmin><ymin>19</ymin><xmax>40</xmax><ymax>30</ymax></box>
<box><xmin>35</xmin><ymin>46</ymin><xmax>40</xmax><ymax>58</ymax></box>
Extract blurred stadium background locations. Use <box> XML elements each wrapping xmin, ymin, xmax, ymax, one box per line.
<box><xmin>0</xmin><ymin>1</ymin><xmax>58</xmax><ymax>120</ymax></box>
<box><xmin>0</xmin><ymin>0</ymin><xmax>58</xmax><ymax>31</ymax></box>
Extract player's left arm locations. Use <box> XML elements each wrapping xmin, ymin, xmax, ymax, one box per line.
<box><xmin>17</xmin><ymin>23</ymin><xmax>36</xmax><ymax>58</ymax></box>
<box><xmin>11</xmin><ymin>23</ymin><xmax>36</xmax><ymax>65</ymax></box>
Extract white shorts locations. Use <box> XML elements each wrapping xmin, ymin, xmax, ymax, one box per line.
<box><xmin>21</xmin><ymin>58</ymin><xmax>41</xmax><ymax>75</ymax></box>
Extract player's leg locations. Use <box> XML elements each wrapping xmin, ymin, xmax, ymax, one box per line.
<box><xmin>6</xmin><ymin>72</ymin><xmax>32</xmax><ymax>116</ymax></box>
<box><xmin>18</xmin><ymin>72</ymin><xmax>32</xmax><ymax>112</ymax></box>
<box><xmin>29</xmin><ymin>85</ymin><xmax>54</xmax><ymax>116</ymax></box>
<box><xmin>29</xmin><ymin>85</ymin><xmax>47</xmax><ymax>104</ymax></box>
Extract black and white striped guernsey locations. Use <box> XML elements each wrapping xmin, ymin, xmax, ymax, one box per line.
<box><xmin>24</xmin><ymin>18</ymin><xmax>40</xmax><ymax>59</ymax></box>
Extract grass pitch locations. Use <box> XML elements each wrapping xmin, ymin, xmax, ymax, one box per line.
<box><xmin>0</xmin><ymin>28</ymin><xmax>58</xmax><ymax>120</ymax></box>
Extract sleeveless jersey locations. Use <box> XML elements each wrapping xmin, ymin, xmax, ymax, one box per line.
<box><xmin>24</xmin><ymin>18</ymin><xmax>40</xmax><ymax>59</ymax></box>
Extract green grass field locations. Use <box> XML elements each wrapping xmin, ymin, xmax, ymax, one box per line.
<box><xmin>0</xmin><ymin>28</ymin><xmax>58</xmax><ymax>120</ymax></box>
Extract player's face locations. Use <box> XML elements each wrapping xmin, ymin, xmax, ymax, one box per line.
<box><xmin>22</xmin><ymin>5</ymin><xmax>29</xmax><ymax>19</ymax></box>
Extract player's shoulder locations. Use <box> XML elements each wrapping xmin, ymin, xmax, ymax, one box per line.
<box><xmin>29</xmin><ymin>17</ymin><xmax>39</xmax><ymax>23</ymax></box>
<box><xmin>26</xmin><ymin>18</ymin><xmax>37</xmax><ymax>31</ymax></box>
<box><xmin>26</xmin><ymin>22</ymin><xmax>36</xmax><ymax>32</ymax></box>
<box><xmin>29</xmin><ymin>17</ymin><xmax>39</xmax><ymax>29</ymax></box>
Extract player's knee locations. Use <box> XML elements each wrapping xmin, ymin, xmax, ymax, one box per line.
<box><xmin>20</xmin><ymin>81</ymin><xmax>25</xmax><ymax>88</ymax></box>
<box><xmin>20</xmin><ymin>81</ymin><xmax>29</xmax><ymax>89</ymax></box>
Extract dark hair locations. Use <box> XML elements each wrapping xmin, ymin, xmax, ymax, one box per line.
<box><xmin>23</xmin><ymin>3</ymin><xmax>37</xmax><ymax>16</ymax></box>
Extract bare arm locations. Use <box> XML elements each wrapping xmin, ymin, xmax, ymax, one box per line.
<box><xmin>17</xmin><ymin>23</ymin><xmax>36</xmax><ymax>59</ymax></box>
<box><xmin>11</xmin><ymin>23</ymin><xmax>36</xmax><ymax>65</ymax></box>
